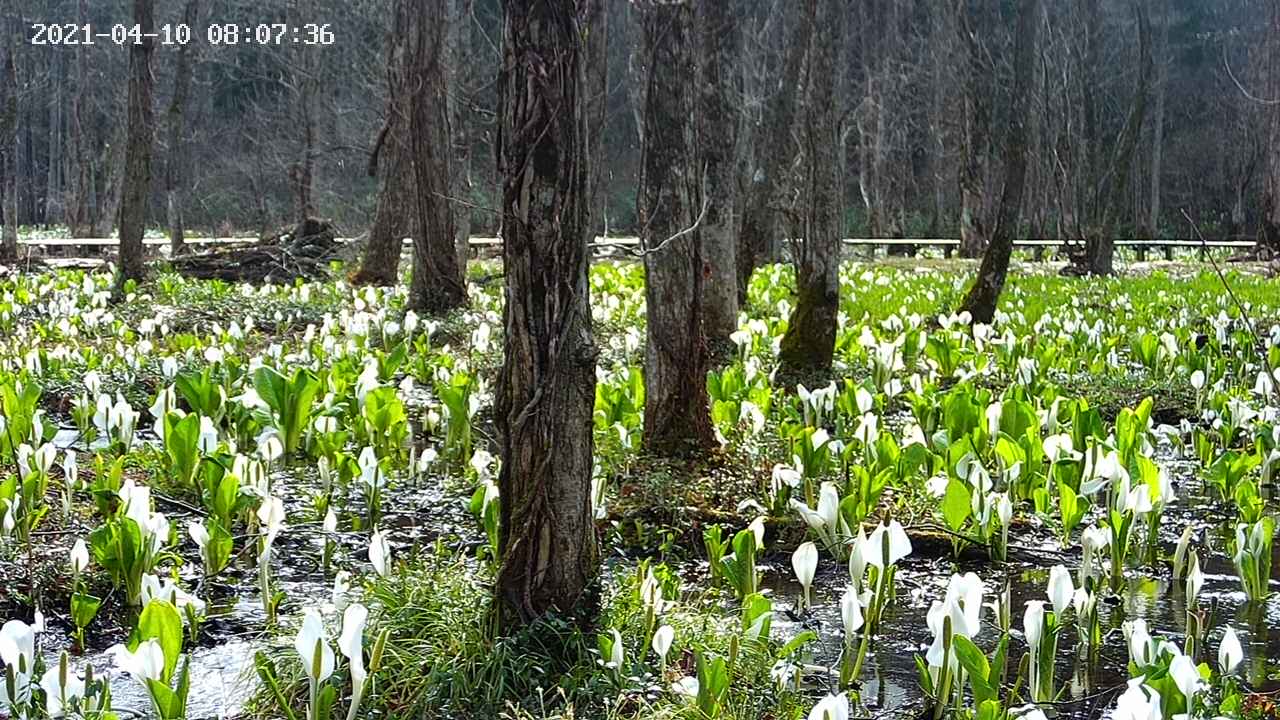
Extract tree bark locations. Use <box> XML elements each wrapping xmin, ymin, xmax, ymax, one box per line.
<box><xmin>46</xmin><ymin>51</ymin><xmax>64</xmax><ymax>227</ymax></box>
<box><xmin>92</xmin><ymin>138</ymin><xmax>124</xmax><ymax>239</ymax></box>
<box><xmin>447</xmin><ymin>0</ymin><xmax>475</xmax><ymax>270</ymax></box>
<box><xmin>1085</xmin><ymin>0</ymin><xmax>1152</xmax><ymax>276</ymax></box>
<box><xmin>957</xmin><ymin>0</ymin><xmax>992</xmax><ymax>259</ymax></box>
<box><xmin>696</xmin><ymin>0</ymin><xmax>741</xmax><ymax>352</ymax></box>
<box><xmin>1264</xmin><ymin>0</ymin><xmax>1280</xmax><ymax>249</ymax></box>
<box><xmin>353</xmin><ymin>12</ymin><xmax>414</xmax><ymax>287</ymax></box>
<box><xmin>289</xmin><ymin>0</ymin><xmax>316</xmax><ymax>230</ymax></box>
<box><xmin>165</xmin><ymin>0</ymin><xmax>199</xmax><ymax>256</ymax></box>
<box><xmin>778</xmin><ymin>0</ymin><xmax>841</xmax><ymax>375</ymax></box>
<box><xmin>66</xmin><ymin>0</ymin><xmax>91</xmax><ymax>238</ymax></box>
<box><xmin>494</xmin><ymin>0</ymin><xmax>599</xmax><ymax>626</ymax></box>
<box><xmin>1</xmin><ymin>30</ymin><xmax>16</xmax><ymax>259</ymax></box>
<box><xmin>959</xmin><ymin>0</ymin><xmax>1039</xmax><ymax>323</ymax></box>
<box><xmin>583</xmin><ymin>0</ymin><xmax>609</xmax><ymax>235</ymax></box>
<box><xmin>1146</xmin><ymin>0</ymin><xmax>1168</xmax><ymax>240</ymax></box>
<box><xmin>737</xmin><ymin>7</ymin><xmax>814</xmax><ymax>299</ymax></box>
<box><xmin>117</xmin><ymin>0</ymin><xmax>155</xmax><ymax>287</ymax></box>
<box><xmin>353</xmin><ymin>118</ymin><xmax>411</xmax><ymax>286</ymax></box>
<box><xmin>404</xmin><ymin>0</ymin><xmax>467</xmax><ymax>314</ymax></box>
<box><xmin>638</xmin><ymin>0</ymin><xmax>716</xmax><ymax>456</ymax></box>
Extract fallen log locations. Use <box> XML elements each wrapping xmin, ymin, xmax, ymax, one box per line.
<box><xmin>168</xmin><ymin>218</ymin><xmax>342</xmax><ymax>283</ymax></box>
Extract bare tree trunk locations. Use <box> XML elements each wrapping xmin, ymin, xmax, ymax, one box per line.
<box><xmin>584</xmin><ymin>0</ymin><xmax>609</xmax><ymax>235</ymax></box>
<box><xmin>66</xmin><ymin>0</ymin><xmax>91</xmax><ymax>238</ymax></box>
<box><xmin>1147</xmin><ymin>0</ymin><xmax>1168</xmax><ymax>240</ymax></box>
<box><xmin>447</xmin><ymin>0</ymin><xmax>475</xmax><ymax>271</ymax></box>
<box><xmin>404</xmin><ymin>0</ymin><xmax>466</xmax><ymax>314</ymax></box>
<box><xmin>353</xmin><ymin>12</ymin><xmax>414</xmax><ymax>287</ymax></box>
<box><xmin>116</xmin><ymin>0</ymin><xmax>155</xmax><ymax>288</ymax></box>
<box><xmin>165</xmin><ymin>0</ymin><xmax>199</xmax><ymax>256</ymax></box>
<box><xmin>624</xmin><ymin>3</ymin><xmax>647</xmax><ymax>147</ymax></box>
<box><xmin>958</xmin><ymin>0</ymin><xmax>991</xmax><ymax>259</ymax></box>
<box><xmin>1</xmin><ymin>30</ymin><xmax>16</xmax><ymax>259</ymax></box>
<box><xmin>46</xmin><ymin>51</ymin><xmax>63</xmax><ymax>227</ymax></box>
<box><xmin>354</xmin><ymin>118</ymin><xmax>411</xmax><ymax>286</ymax></box>
<box><xmin>289</xmin><ymin>0</ymin><xmax>316</xmax><ymax>230</ymax></box>
<box><xmin>1264</xmin><ymin>0</ymin><xmax>1280</xmax><ymax>249</ymax></box>
<box><xmin>960</xmin><ymin>0</ymin><xmax>1039</xmax><ymax>323</ymax></box>
<box><xmin>737</xmin><ymin>7</ymin><xmax>814</xmax><ymax>298</ymax></box>
<box><xmin>697</xmin><ymin>0</ymin><xmax>740</xmax><ymax>351</ymax></box>
<box><xmin>1085</xmin><ymin>1</ymin><xmax>1152</xmax><ymax>276</ymax></box>
<box><xmin>93</xmin><ymin>130</ymin><xmax>125</xmax><ymax>239</ymax></box>
<box><xmin>494</xmin><ymin>0</ymin><xmax>599</xmax><ymax>626</ymax></box>
<box><xmin>639</xmin><ymin>0</ymin><xmax>715</xmax><ymax>456</ymax></box>
<box><xmin>778</xmin><ymin>0</ymin><xmax>840</xmax><ymax>375</ymax></box>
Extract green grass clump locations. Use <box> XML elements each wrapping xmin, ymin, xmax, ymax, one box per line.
<box><xmin>246</xmin><ymin>544</ymin><xmax>811</xmax><ymax>720</ymax></box>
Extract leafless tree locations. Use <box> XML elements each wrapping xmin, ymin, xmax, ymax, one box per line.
<box><xmin>959</xmin><ymin>0</ymin><xmax>1040</xmax><ymax>321</ymax></box>
<box><xmin>404</xmin><ymin>0</ymin><xmax>467</xmax><ymax>314</ymax></box>
<box><xmin>778</xmin><ymin>0</ymin><xmax>841</xmax><ymax>374</ymax></box>
<box><xmin>637</xmin><ymin>0</ymin><xmax>715</xmax><ymax>456</ymax></box>
<box><xmin>116</xmin><ymin>0</ymin><xmax>156</xmax><ymax>288</ymax></box>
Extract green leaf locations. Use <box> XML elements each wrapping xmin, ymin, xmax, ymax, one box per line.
<box><xmin>137</xmin><ymin>599</ymin><xmax>184</xmax><ymax>683</ymax></box>
<box><xmin>951</xmin><ymin>635</ymin><xmax>994</xmax><ymax>704</ymax></box>
<box><xmin>942</xmin><ymin>477</ymin><xmax>971</xmax><ymax>531</ymax></box>
<box><xmin>779</xmin><ymin>630</ymin><xmax>816</xmax><ymax>658</ymax></box>
<box><xmin>71</xmin><ymin>591</ymin><xmax>102</xmax><ymax>629</ymax></box>
<box><xmin>315</xmin><ymin>684</ymin><xmax>337</xmax><ymax>720</ymax></box>
<box><xmin>147</xmin><ymin>678</ymin><xmax>184</xmax><ymax>720</ymax></box>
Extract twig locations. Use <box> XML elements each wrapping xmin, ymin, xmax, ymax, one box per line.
<box><xmin>631</xmin><ymin>174</ymin><xmax>712</xmax><ymax>258</ymax></box>
<box><xmin>1222</xmin><ymin>43</ymin><xmax>1280</xmax><ymax>106</ymax></box>
<box><xmin>431</xmin><ymin>192</ymin><xmax>501</xmax><ymax>216</ymax></box>
<box><xmin>1181</xmin><ymin>208</ymin><xmax>1280</xmax><ymax>408</ymax></box>
<box><xmin>153</xmin><ymin>491</ymin><xmax>202</xmax><ymax>515</ymax></box>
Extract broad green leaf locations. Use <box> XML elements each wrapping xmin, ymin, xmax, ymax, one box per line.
<box><xmin>942</xmin><ymin>477</ymin><xmax>971</xmax><ymax>531</ymax></box>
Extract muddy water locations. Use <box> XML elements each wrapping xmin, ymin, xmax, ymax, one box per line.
<box><xmin>761</xmin><ymin>451</ymin><xmax>1280</xmax><ymax>718</ymax></box>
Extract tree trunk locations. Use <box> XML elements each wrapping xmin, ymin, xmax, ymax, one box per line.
<box><xmin>117</xmin><ymin>0</ymin><xmax>155</xmax><ymax>288</ymax></box>
<box><xmin>289</xmin><ymin>0</ymin><xmax>316</xmax><ymax>230</ymax></box>
<box><xmin>447</xmin><ymin>0</ymin><xmax>475</xmax><ymax>270</ymax></box>
<box><xmin>737</xmin><ymin>7</ymin><xmax>814</xmax><ymax>299</ymax></box>
<box><xmin>46</xmin><ymin>51</ymin><xmax>64</xmax><ymax>227</ymax></box>
<box><xmin>957</xmin><ymin>0</ymin><xmax>991</xmax><ymax>259</ymax></box>
<box><xmin>697</xmin><ymin>0</ymin><xmax>741</xmax><ymax>351</ymax></box>
<box><xmin>494</xmin><ymin>0</ymin><xmax>599</xmax><ymax>626</ymax></box>
<box><xmin>94</xmin><ymin>130</ymin><xmax>125</xmax><ymax>239</ymax></box>
<box><xmin>1146</xmin><ymin>1</ymin><xmax>1168</xmax><ymax>240</ymax></box>
<box><xmin>1</xmin><ymin>32</ymin><xmax>16</xmax><ymax>259</ymax></box>
<box><xmin>353</xmin><ymin>118</ymin><xmax>411</xmax><ymax>286</ymax></box>
<box><xmin>583</xmin><ymin>0</ymin><xmax>609</xmax><ymax>235</ymax></box>
<box><xmin>403</xmin><ymin>0</ymin><xmax>466</xmax><ymax>314</ymax></box>
<box><xmin>66</xmin><ymin>0</ymin><xmax>91</xmax><ymax>238</ymax></box>
<box><xmin>959</xmin><ymin>0</ymin><xmax>1039</xmax><ymax>323</ymax></box>
<box><xmin>353</xmin><ymin>13</ymin><xmax>414</xmax><ymax>287</ymax></box>
<box><xmin>1086</xmin><ymin>0</ymin><xmax>1152</xmax><ymax>276</ymax></box>
<box><xmin>165</xmin><ymin>0</ymin><xmax>199</xmax><ymax>256</ymax></box>
<box><xmin>1264</xmin><ymin>0</ymin><xmax>1280</xmax><ymax>250</ymax></box>
<box><xmin>778</xmin><ymin>0</ymin><xmax>840</xmax><ymax>375</ymax></box>
<box><xmin>638</xmin><ymin>0</ymin><xmax>716</xmax><ymax>456</ymax></box>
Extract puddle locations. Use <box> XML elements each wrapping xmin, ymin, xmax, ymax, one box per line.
<box><xmin>757</xmin><ymin>444</ymin><xmax>1280</xmax><ymax>717</ymax></box>
<box><xmin>11</xmin><ymin>456</ymin><xmax>477</xmax><ymax>719</ymax></box>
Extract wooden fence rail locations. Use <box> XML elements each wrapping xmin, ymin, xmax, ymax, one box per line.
<box><xmin>17</xmin><ymin>235</ymin><xmax>1255</xmax><ymax>261</ymax></box>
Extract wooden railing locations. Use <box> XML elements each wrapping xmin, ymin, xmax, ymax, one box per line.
<box><xmin>17</xmin><ymin>235</ymin><xmax>1255</xmax><ymax>261</ymax></box>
